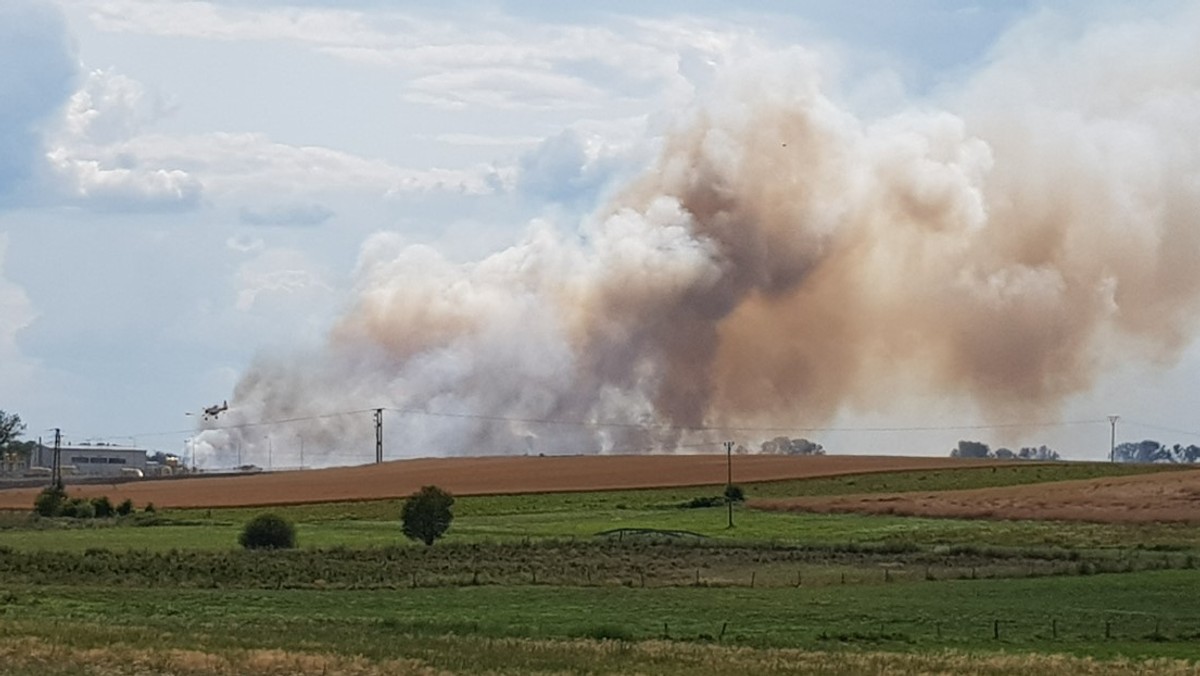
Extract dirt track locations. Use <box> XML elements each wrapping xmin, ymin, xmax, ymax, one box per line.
<box><xmin>756</xmin><ymin>467</ymin><xmax>1200</xmax><ymax>524</ymax></box>
<box><xmin>0</xmin><ymin>454</ymin><xmax>996</xmax><ymax>509</ymax></box>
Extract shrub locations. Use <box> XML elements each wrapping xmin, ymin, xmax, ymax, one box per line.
<box><xmin>115</xmin><ymin>498</ymin><xmax>134</xmax><ymax>516</ymax></box>
<box><xmin>91</xmin><ymin>496</ymin><xmax>114</xmax><ymax>518</ymax></box>
<box><xmin>724</xmin><ymin>484</ymin><xmax>745</xmax><ymax>503</ymax></box>
<box><xmin>680</xmin><ymin>496</ymin><xmax>724</xmax><ymax>509</ymax></box>
<box><xmin>239</xmin><ymin>513</ymin><xmax>296</xmax><ymax>550</ymax></box>
<box><xmin>63</xmin><ymin>498</ymin><xmax>94</xmax><ymax>519</ymax></box>
<box><xmin>401</xmin><ymin>485</ymin><xmax>454</xmax><ymax>546</ymax></box>
<box><xmin>33</xmin><ymin>485</ymin><xmax>67</xmax><ymax>517</ymax></box>
<box><xmin>143</xmin><ymin>503</ymin><xmax>156</xmax><ymax>514</ymax></box>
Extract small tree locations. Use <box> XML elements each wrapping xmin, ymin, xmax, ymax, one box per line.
<box><xmin>33</xmin><ymin>484</ymin><xmax>67</xmax><ymax>517</ymax></box>
<box><xmin>401</xmin><ymin>485</ymin><xmax>454</xmax><ymax>546</ymax></box>
<box><xmin>115</xmin><ymin>498</ymin><xmax>134</xmax><ymax>516</ymax></box>
<box><xmin>91</xmin><ymin>496</ymin><xmax>114</xmax><ymax>518</ymax></box>
<box><xmin>724</xmin><ymin>484</ymin><xmax>745</xmax><ymax>503</ymax></box>
<box><xmin>239</xmin><ymin>513</ymin><xmax>296</xmax><ymax>549</ymax></box>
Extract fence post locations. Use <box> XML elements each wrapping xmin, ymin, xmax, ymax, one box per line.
<box><xmin>750</xmin><ymin>571</ymin><xmax>755</xmax><ymax>588</ymax></box>
<box><xmin>1052</xmin><ymin>618</ymin><xmax>1057</xmax><ymax>639</ymax></box>
<box><xmin>993</xmin><ymin>619</ymin><xmax>1000</xmax><ymax>640</ymax></box>
<box><xmin>719</xmin><ymin>621</ymin><xmax>728</xmax><ymax>642</ymax></box>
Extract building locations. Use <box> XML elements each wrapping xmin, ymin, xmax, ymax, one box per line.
<box><xmin>31</xmin><ymin>443</ymin><xmax>148</xmax><ymax>478</ymax></box>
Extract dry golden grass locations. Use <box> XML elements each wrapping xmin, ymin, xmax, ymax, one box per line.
<box><xmin>2</xmin><ymin>636</ymin><xmax>1198</xmax><ymax>676</ymax></box>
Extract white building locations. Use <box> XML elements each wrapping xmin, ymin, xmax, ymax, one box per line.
<box><xmin>31</xmin><ymin>443</ymin><xmax>148</xmax><ymax>477</ymax></box>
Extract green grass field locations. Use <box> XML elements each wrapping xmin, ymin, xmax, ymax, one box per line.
<box><xmin>0</xmin><ymin>460</ymin><xmax>1197</xmax><ymax>674</ymax></box>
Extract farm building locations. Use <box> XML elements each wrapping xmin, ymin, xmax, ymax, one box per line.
<box><xmin>30</xmin><ymin>443</ymin><xmax>148</xmax><ymax>477</ymax></box>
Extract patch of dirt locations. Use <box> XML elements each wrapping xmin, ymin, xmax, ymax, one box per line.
<box><xmin>755</xmin><ymin>467</ymin><xmax>1200</xmax><ymax>524</ymax></box>
<box><xmin>0</xmin><ymin>454</ymin><xmax>998</xmax><ymax>509</ymax></box>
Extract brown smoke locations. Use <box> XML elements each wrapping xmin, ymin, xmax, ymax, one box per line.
<box><xmin>199</xmin><ymin>7</ymin><xmax>1200</xmax><ymax>464</ymax></box>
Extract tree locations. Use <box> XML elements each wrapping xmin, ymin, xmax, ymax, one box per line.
<box><xmin>401</xmin><ymin>485</ymin><xmax>454</xmax><ymax>546</ymax></box>
<box><xmin>951</xmin><ymin>440</ymin><xmax>991</xmax><ymax>459</ymax></box>
<box><xmin>724</xmin><ymin>484</ymin><xmax>745</xmax><ymax>503</ymax></box>
<box><xmin>33</xmin><ymin>484</ymin><xmax>66</xmax><ymax>517</ymax></box>
<box><xmin>0</xmin><ymin>410</ymin><xmax>24</xmax><ymax>447</ymax></box>
<box><xmin>239</xmin><ymin>513</ymin><xmax>296</xmax><ymax>549</ymax></box>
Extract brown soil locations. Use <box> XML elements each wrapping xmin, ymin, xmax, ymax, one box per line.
<box><xmin>0</xmin><ymin>454</ymin><xmax>998</xmax><ymax>509</ymax></box>
<box><xmin>755</xmin><ymin>467</ymin><xmax>1200</xmax><ymax>524</ymax></box>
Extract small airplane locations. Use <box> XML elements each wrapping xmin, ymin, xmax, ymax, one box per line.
<box><xmin>202</xmin><ymin>401</ymin><xmax>228</xmax><ymax>420</ymax></box>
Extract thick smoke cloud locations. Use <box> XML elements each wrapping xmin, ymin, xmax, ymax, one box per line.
<box><xmin>199</xmin><ymin>6</ymin><xmax>1200</xmax><ymax>466</ymax></box>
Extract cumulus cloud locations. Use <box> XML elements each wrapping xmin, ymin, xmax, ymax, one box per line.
<box><xmin>199</xmin><ymin>4</ymin><xmax>1200</xmax><ymax>466</ymax></box>
<box><xmin>0</xmin><ymin>0</ymin><xmax>78</xmax><ymax>199</ymax></box>
<box><xmin>516</xmin><ymin>128</ymin><xmax>635</xmax><ymax>207</ymax></box>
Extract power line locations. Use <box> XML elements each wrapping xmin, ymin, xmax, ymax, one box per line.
<box><xmin>1123</xmin><ymin>419</ymin><xmax>1200</xmax><ymax>440</ymax></box>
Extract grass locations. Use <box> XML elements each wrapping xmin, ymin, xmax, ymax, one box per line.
<box><xmin>4</xmin><ymin>635</ymin><xmax>1199</xmax><ymax>676</ymax></box>
<box><xmin>1</xmin><ymin>462</ymin><xmax>1196</xmax><ymax>553</ymax></box>
<box><xmin>0</xmin><ymin>461</ymin><xmax>1197</xmax><ymax>673</ymax></box>
<box><xmin>5</xmin><ymin>571</ymin><xmax>1200</xmax><ymax>661</ymax></box>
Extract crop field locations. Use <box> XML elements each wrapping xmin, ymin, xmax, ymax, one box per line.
<box><xmin>1</xmin><ymin>456</ymin><xmax>1197</xmax><ymax>674</ymax></box>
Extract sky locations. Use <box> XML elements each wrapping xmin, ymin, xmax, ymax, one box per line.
<box><xmin>2</xmin><ymin>0</ymin><xmax>1199</xmax><ymax>467</ymax></box>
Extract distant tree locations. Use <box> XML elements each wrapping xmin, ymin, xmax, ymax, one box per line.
<box><xmin>951</xmin><ymin>440</ymin><xmax>991</xmax><ymax>459</ymax></box>
<box><xmin>33</xmin><ymin>484</ymin><xmax>67</xmax><ymax>517</ymax></box>
<box><xmin>91</xmin><ymin>496</ymin><xmax>114</xmax><ymax>518</ymax></box>
<box><xmin>994</xmin><ymin>447</ymin><xmax>1016</xmax><ymax>460</ymax></box>
<box><xmin>239</xmin><ymin>513</ymin><xmax>296</xmax><ymax>549</ymax></box>
<box><xmin>761</xmin><ymin>437</ymin><xmax>825</xmax><ymax>456</ymax></box>
<box><xmin>1017</xmin><ymin>445</ymin><xmax>1060</xmax><ymax>461</ymax></box>
<box><xmin>1115</xmin><ymin>440</ymin><xmax>1200</xmax><ymax>464</ymax></box>
<box><xmin>0</xmin><ymin>410</ymin><xmax>24</xmax><ymax>447</ymax></box>
<box><xmin>401</xmin><ymin>485</ymin><xmax>455</xmax><ymax>546</ymax></box>
<box><xmin>115</xmin><ymin>498</ymin><xmax>135</xmax><ymax>516</ymax></box>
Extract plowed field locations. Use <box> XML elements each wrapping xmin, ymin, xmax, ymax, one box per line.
<box><xmin>0</xmin><ymin>454</ymin><xmax>996</xmax><ymax>509</ymax></box>
<box><xmin>756</xmin><ymin>466</ymin><xmax>1200</xmax><ymax>524</ymax></box>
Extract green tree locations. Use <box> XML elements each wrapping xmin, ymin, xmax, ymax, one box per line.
<box><xmin>238</xmin><ymin>513</ymin><xmax>296</xmax><ymax>549</ymax></box>
<box><xmin>33</xmin><ymin>484</ymin><xmax>66</xmax><ymax>517</ymax></box>
<box><xmin>0</xmin><ymin>410</ymin><xmax>23</xmax><ymax>447</ymax></box>
<box><xmin>401</xmin><ymin>485</ymin><xmax>454</xmax><ymax>546</ymax></box>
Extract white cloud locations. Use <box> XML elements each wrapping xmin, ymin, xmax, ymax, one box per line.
<box><xmin>239</xmin><ymin>203</ymin><xmax>333</xmax><ymax>228</ymax></box>
<box><xmin>235</xmin><ymin>248</ymin><xmax>332</xmax><ymax>313</ymax></box>
<box><xmin>0</xmin><ymin>234</ymin><xmax>39</xmax><ymax>395</ymax></box>
<box><xmin>62</xmin><ymin>68</ymin><xmax>175</xmax><ymax>144</ymax></box>
<box><xmin>78</xmin><ymin>0</ymin><xmax>754</xmax><ymax>114</ymax></box>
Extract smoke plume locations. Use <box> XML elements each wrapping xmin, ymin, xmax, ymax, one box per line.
<box><xmin>199</xmin><ymin>6</ymin><xmax>1200</xmax><ymax>465</ymax></box>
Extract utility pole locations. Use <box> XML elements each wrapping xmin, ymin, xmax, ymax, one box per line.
<box><xmin>51</xmin><ymin>428</ymin><xmax>62</xmax><ymax>489</ymax></box>
<box><xmin>1108</xmin><ymin>415</ymin><xmax>1120</xmax><ymax>463</ymax></box>
<box><xmin>374</xmin><ymin>409</ymin><xmax>384</xmax><ymax>464</ymax></box>
<box><xmin>267</xmin><ymin>436</ymin><xmax>273</xmax><ymax>472</ymax></box>
<box><xmin>724</xmin><ymin>440</ymin><xmax>735</xmax><ymax>529</ymax></box>
<box><xmin>299</xmin><ymin>436</ymin><xmax>305</xmax><ymax>469</ymax></box>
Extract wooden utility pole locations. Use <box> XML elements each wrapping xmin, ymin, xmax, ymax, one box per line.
<box><xmin>724</xmin><ymin>440</ymin><xmax>735</xmax><ymax>528</ymax></box>
<box><xmin>374</xmin><ymin>409</ymin><xmax>384</xmax><ymax>464</ymax></box>
<box><xmin>51</xmin><ymin>428</ymin><xmax>62</xmax><ymax>489</ymax></box>
<box><xmin>1108</xmin><ymin>415</ymin><xmax>1119</xmax><ymax>463</ymax></box>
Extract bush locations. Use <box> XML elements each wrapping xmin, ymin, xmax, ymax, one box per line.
<box><xmin>115</xmin><ymin>498</ymin><xmax>134</xmax><ymax>516</ymax></box>
<box><xmin>401</xmin><ymin>485</ymin><xmax>454</xmax><ymax>546</ymax></box>
<box><xmin>33</xmin><ymin>485</ymin><xmax>67</xmax><ymax>517</ymax></box>
<box><xmin>239</xmin><ymin>513</ymin><xmax>296</xmax><ymax>550</ymax></box>
<box><xmin>62</xmin><ymin>498</ymin><xmax>94</xmax><ymax>519</ymax></box>
<box><xmin>724</xmin><ymin>484</ymin><xmax>745</xmax><ymax>503</ymax></box>
<box><xmin>680</xmin><ymin>496</ymin><xmax>724</xmax><ymax>509</ymax></box>
<box><xmin>91</xmin><ymin>496</ymin><xmax>114</xmax><ymax>518</ymax></box>
<box><xmin>143</xmin><ymin>502</ymin><xmax>156</xmax><ymax>514</ymax></box>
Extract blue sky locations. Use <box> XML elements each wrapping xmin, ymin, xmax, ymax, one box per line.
<box><xmin>3</xmin><ymin>0</ymin><xmax>1199</xmax><ymax>466</ymax></box>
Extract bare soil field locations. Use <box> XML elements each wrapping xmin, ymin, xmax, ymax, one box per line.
<box><xmin>0</xmin><ymin>454</ymin><xmax>997</xmax><ymax>509</ymax></box>
<box><xmin>756</xmin><ymin>466</ymin><xmax>1200</xmax><ymax>524</ymax></box>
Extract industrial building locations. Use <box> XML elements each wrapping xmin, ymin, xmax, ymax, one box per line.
<box><xmin>30</xmin><ymin>443</ymin><xmax>148</xmax><ymax>478</ymax></box>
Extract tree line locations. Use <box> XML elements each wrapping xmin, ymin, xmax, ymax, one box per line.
<box><xmin>949</xmin><ymin>440</ymin><xmax>1061</xmax><ymax>461</ymax></box>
